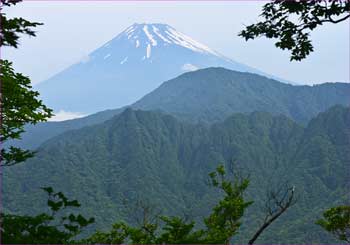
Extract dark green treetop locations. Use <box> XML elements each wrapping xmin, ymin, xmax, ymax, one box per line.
<box><xmin>239</xmin><ymin>0</ymin><xmax>350</xmax><ymax>61</ymax></box>
<box><xmin>0</xmin><ymin>187</ymin><xmax>94</xmax><ymax>244</ymax></box>
<box><xmin>0</xmin><ymin>0</ymin><xmax>42</xmax><ymax>48</ymax></box>
<box><xmin>316</xmin><ymin>205</ymin><xmax>350</xmax><ymax>243</ymax></box>
<box><xmin>0</xmin><ymin>0</ymin><xmax>52</xmax><ymax>166</ymax></box>
<box><xmin>84</xmin><ymin>164</ymin><xmax>280</xmax><ymax>244</ymax></box>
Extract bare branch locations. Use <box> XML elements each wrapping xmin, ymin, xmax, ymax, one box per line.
<box><xmin>248</xmin><ymin>183</ymin><xmax>297</xmax><ymax>245</ymax></box>
<box><xmin>122</xmin><ymin>197</ymin><xmax>161</xmax><ymax>227</ymax></box>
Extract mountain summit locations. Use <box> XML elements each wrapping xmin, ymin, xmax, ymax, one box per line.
<box><xmin>95</xmin><ymin>23</ymin><xmax>222</xmax><ymax>61</ymax></box>
<box><xmin>36</xmin><ymin>23</ymin><xmax>289</xmax><ymax>115</ymax></box>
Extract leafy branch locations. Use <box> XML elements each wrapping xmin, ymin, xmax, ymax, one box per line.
<box><xmin>239</xmin><ymin>0</ymin><xmax>350</xmax><ymax>61</ymax></box>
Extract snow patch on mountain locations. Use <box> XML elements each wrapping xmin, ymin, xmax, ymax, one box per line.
<box><xmin>125</xmin><ymin>25</ymin><xmax>135</xmax><ymax>35</ymax></box>
<box><xmin>143</xmin><ymin>25</ymin><xmax>157</xmax><ymax>46</ymax></box>
<box><xmin>165</xmin><ymin>28</ymin><xmax>216</xmax><ymax>55</ymax></box>
<box><xmin>146</xmin><ymin>44</ymin><xmax>151</xmax><ymax>58</ymax></box>
<box><xmin>111</xmin><ymin>23</ymin><xmax>222</xmax><ymax>59</ymax></box>
<box><xmin>120</xmin><ymin>56</ymin><xmax>128</xmax><ymax>64</ymax></box>
<box><xmin>152</xmin><ymin>26</ymin><xmax>171</xmax><ymax>44</ymax></box>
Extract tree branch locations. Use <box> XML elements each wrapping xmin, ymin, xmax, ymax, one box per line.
<box><xmin>248</xmin><ymin>185</ymin><xmax>297</xmax><ymax>245</ymax></box>
<box><xmin>327</xmin><ymin>14</ymin><xmax>350</xmax><ymax>24</ymax></box>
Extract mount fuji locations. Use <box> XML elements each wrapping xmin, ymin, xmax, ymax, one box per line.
<box><xmin>36</xmin><ymin>23</ymin><xmax>289</xmax><ymax>115</ymax></box>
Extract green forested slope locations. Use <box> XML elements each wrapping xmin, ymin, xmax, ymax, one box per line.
<box><xmin>134</xmin><ymin>68</ymin><xmax>350</xmax><ymax>123</ymax></box>
<box><xmin>12</xmin><ymin>68</ymin><xmax>350</xmax><ymax>150</ymax></box>
<box><xmin>4</xmin><ymin>105</ymin><xmax>349</xmax><ymax>243</ymax></box>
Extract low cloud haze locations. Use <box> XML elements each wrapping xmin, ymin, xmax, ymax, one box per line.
<box><xmin>49</xmin><ymin>110</ymin><xmax>87</xmax><ymax>121</ymax></box>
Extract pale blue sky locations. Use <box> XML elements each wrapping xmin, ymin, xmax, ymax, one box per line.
<box><xmin>3</xmin><ymin>1</ymin><xmax>349</xmax><ymax>85</ymax></box>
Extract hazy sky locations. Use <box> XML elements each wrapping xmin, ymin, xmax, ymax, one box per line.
<box><xmin>2</xmin><ymin>1</ymin><xmax>349</xmax><ymax>86</ymax></box>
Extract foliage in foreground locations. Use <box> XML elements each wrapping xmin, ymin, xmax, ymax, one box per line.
<box><xmin>1</xmin><ymin>165</ymin><xmax>254</xmax><ymax>244</ymax></box>
<box><xmin>316</xmin><ymin>205</ymin><xmax>350</xmax><ymax>243</ymax></box>
<box><xmin>239</xmin><ymin>0</ymin><xmax>350</xmax><ymax>61</ymax></box>
<box><xmin>84</xmin><ymin>164</ymin><xmax>252</xmax><ymax>244</ymax></box>
<box><xmin>0</xmin><ymin>0</ymin><xmax>53</xmax><ymax>167</ymax></box>
<box><xmin>0</xmin><ymin>187</ymin><xmax>94</xmax><ymax>244</ymax></box>
<box><xmin>0</xmin><ymin>60</ymin><xmax>53</xmax><ymax>167</ymax></box>
<box><xmin>1</xmin><ymin>136</ymin><xmax>347</xmax><ymax>244</ymax></box>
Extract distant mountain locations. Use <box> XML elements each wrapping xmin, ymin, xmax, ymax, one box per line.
<box><xmin>35</xmin><ymin>23</ymin><xmax>290</xmax><ymax>114</ymax></box>
<box><xmin>15</xmin><ymin>68</ymin><xmax>350</xmax><ymax>150</ymax></box>
<box><xmin>133</xmin><ymin>68</ymin><xmax>350</xmax><ymax>123</ymax></box>
<box><xmin>4</xmin><ymin>105</ymin><xmax>350</xmax><ymax>243</ymax></box>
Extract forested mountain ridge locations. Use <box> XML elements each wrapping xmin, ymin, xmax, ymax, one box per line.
<box><xmin>4</xmin><ymin>105</ymin><xmax>349</xmax><ymax>243</ymax></box>
<box><xmin>13</xmin><ymin>68</ymin><xmax>350</xmax><ymax>150</ymax></box>
<box><xmin>134</xmin><ymin>68</ymin><xmax>350</xmax><ymax>123</ymax></box>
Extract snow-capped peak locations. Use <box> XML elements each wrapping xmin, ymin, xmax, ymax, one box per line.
<box><xmin>109</xmin><ymin>23</ymin><xmax>220</xmax><ymax>58</ymax></box>
<box><xmin>88</xmin><ymin>23</ymin><xmax>230</xmax><ymax>63</ymax></box>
